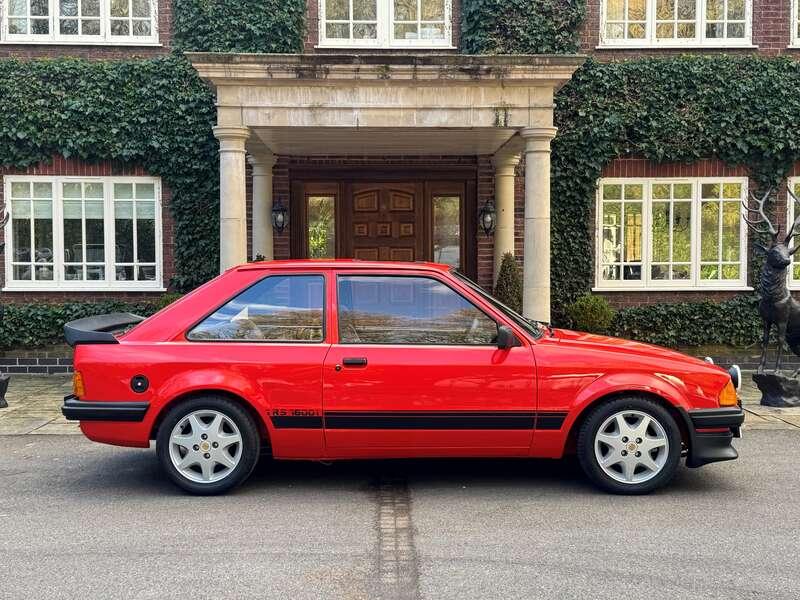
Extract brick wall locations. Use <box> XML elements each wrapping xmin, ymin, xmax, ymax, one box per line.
<box><xmin>581</xmin><ymin>0</ymin><xmax>800</xmax><ymax>58</ymax></box>
<box><xmin>0</xmin><ymin>155</ymin><xmax>175</xmax><ymax>302</ymax></box>
<box><xmin>304</xmin><ymin>0</ymin><xmax>461</xmax><ymax>52</ymax></box>
<box><xmin>0</xmin><ymin>0</ymin><xmax>172</xmax><ymax>59</ymax></box>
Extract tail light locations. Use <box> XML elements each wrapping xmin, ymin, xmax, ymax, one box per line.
<box><xmin>73</xmin><ymin>371</ymin><xmax>85</xmax><ymax>399</ymax></box>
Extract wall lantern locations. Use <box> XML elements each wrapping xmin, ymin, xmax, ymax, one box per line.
<box><xmin>272</xmin><ymin>200</ymin><xmax>288</xmax><ymax>234</ymax></box>
<box><xmin>479</xmin><ymin>198</ymin><xmax>497</xmax><ymax>236</ymax></box>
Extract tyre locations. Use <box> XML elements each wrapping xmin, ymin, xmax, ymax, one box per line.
<box><xmin>577</xmin><ymin>396</ymin><xmax>682</xmax><ymax>495</ymax></box>
<box><xmin>156</xmin><ymin>395</ymin><xmax>261</xmax><ymax>495</ymax></box>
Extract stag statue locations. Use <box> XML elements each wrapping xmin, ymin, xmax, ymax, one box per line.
<box><xmin>742</xmin><ymin>188</ymin><xmax>800</xmax><ymax>375</ymax></box>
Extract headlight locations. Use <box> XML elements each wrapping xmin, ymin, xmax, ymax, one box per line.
<box><xmin>718</xmin><ymin>380</ymin><xmax>738</xmax><ymax>407</ymax></box>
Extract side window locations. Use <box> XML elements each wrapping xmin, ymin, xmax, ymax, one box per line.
<box><xmin>337</xmin><ymin>275</ymin><xmax>497</xmax><ymax>345</ymax></box>
<box><xmin>189</xmin><ymin>275</ymin><xmax>325</xmax><ymax>342</ymax></box>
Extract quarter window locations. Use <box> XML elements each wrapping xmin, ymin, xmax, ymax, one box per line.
<box><xmin>600</xmin><ymin>0</ymin><xmax>751</xmax><ymax>46</ymax></box>
<box><xmin>337</xmin><ymin>275</ymin><xmax>497</xmax><ymax>345</ymax></box>
<box><xmin>2</xmin><ymin>0</ymin><xmax>157</xmax><ymax>43</ymax></box>
<box><xmin>4</xmin><ymin>176</ymin><xmax>162</xmax><ymax>290</ymax></box>
<box><xmin>319</xmin><ymin>0</ymin><xmax>452</xmax><ymax>47</ymax></box>
<box><xmin>189</xmin><ymin>275</ymin><xmax>326</xmax><ymax>343</ymax></box>
<box><xmin>596</xmin><ymin>178</ymin><xmax>747</xmax><ymax>289</ymax></box>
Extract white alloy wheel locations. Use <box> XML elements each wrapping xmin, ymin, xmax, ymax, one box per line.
<box><xmin>593</xmin><ymin>409</ymin><xmax>670</xmax><ymax>485</ymax></box>
<box><xmin>168</xmin><ymin>410</ymin><xmax>243</xmax><ymax>484</ymax></box>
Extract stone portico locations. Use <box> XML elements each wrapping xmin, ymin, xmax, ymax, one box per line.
<box><xmin>189</xmin><ymin>53</ymin><xmax>583</xmax><ymax>321</ymax></box>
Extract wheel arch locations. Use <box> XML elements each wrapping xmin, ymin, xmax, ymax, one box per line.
<box><xmin>149</xmin><ymin>389</ymin><xmax>271</xmax><ymax>449</ymax></box>
<box><xmin>561</xmin><ymin>390</ymin><xmax>690</xmax><ymax>457</ymax></box>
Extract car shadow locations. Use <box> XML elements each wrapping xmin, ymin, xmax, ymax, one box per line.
<box><xmin>67</xmin><ymin>447</ymin><xmax>741</xmax><ymax>499</ymax></box>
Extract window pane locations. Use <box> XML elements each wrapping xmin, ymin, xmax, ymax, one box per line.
<box><xmin>9</xmin><ymin>0</ymin><xmax>27</xmax><ymax>16</ymax></box>
<box><xmin>115</xmin><ymin>183</ymin><xmax>134</xmax><ymax>199</ymax></box>
<box><xmin>326</xmin><ymin>22</ymin><xmax>349</xmax><ymax>38</ymax></box>
<box><xmin>326</xmin><ymin>0</ymin><xmax>349</xmax><ymax>20</ymax></box>
<box><xmin>132</xmin><ymin>0</ymin><xmax>150</xmax><ymax>17</ymax></box>
<box><xmin>601</xmin><ymin>202</ymin><xmax>622</xmax><ymax>265</ymax></box>
<box><xmin>337</xmin><ymin>276</ymin><xmax>497</xmax><ymax>345</ymax></box>
<box><xmin>307</xmin><ymin>195</ymin><xmax>335</xmax><ymax>259</ymax></box>
<box><xmin>395</xmin><ymin>23</ymin><xmax>418</xmax><ymax>39</ymax></box>
<box><xmin>394</xmin><ymin>0</ymin><xmax>417</xmax><ymax>21</ymax></box>
<box><xmin>111</xmin><ymin>19</ymin><xmax>129</xmax><ymax>35</ymax></box>
<box><xmin>727</xmin><ymin>22</ymin><xmax>744</xmax><ymax>38</ymax></box>
<box><xmin>353</xmin><ymin>22</ymin><xmax>377</xmax><ymax>38</ymax></box>
<box><xmin>701</xmin><ymin>201</ymin><xmax>720</xmax><ymax>261</ymax></box>
<box><xmin>421</xmin><ymin>0</ymin><xmax>444</xmax><ymax>20</ymax></box>
<box><xmin>8</xmin><ymin>19</ymin><xmax>27</xmax><ymax>34</ymax></box>
<box><xmin>30</xmin><ymin>0</ymin><xmax>48</xmax><ymax>16</ymax></box>
<box><xmin>111</xmin><ymin>0</ymin><xmax>129</xmax><ymax>17</ymax></box>
<box><xmin>651</xmin><ymin>202</ymin><xmax>670</xmax><ymax>262</ymax></box>
<box><xmin>31</xmin><ymin>19</ymin><xmax>49</xmax><ymax>34</ymax></box>
<box><xmin>12</xmin><ymin>216</ymin><xmax>31</xmax><ymax>263</ymax></box>
<box><xmin>629</xmin><ymin>0</ymin><xmax>646</xmax><ymax>19</ymax></box>
<box><xmin>60</xmin><ymin>19</ymin><xmax>79</xmax><ymax>35</ymax></box>
<box><xmin>115</xmin><ymin>201</ymin><xmax>134</xmax><ymax>263</ymax></box>
<box><xmin>136</xmin><ymin>182</ymin><xmax>155</xmax><ymax>199</ymax></box>
<box><xmin>137</xmin><ymin>211</ymin><xmax>156</xmax><ymax>263</ymax></box>
<box><xmin>672</xmin><ymin>201</ymin><xmax>691</xmax><ymax>262</ymax></box>
<box><xmin>353</xmin><ymin>0</ymin><xmax>376</xmax><ymax>20</ymax></box>
<box><xmin>607</xmin><ymin>0</ymin><xmax>624</xmax><ymax>20</ymax></box>
<box><xmin>433</xmin><ymin>195</ymin><xmax>460</xmax><ymax>268</ymax></box>
<box><xmin>628</xmin><ymin>22</ymin><xmax>646</xmax><ymax>38</ymax></box>
<box><xmin>656</xmin><ymin>0</ymin><xmax>673</xmax><ymax>20</ymax></box>
<box><xmin>189</xmin><ymin>275</ymin><xmax>325</xmax><ymax>342</ymax></box>
<box><xmin>728</xmin><ymin>0</ymin><xmax>745</xmax><ymax>19</ymax></box>
<box><xmin>420</xmin><ymin>23</ymin><xmax>443</xmax><ymax>39</ymax></box>
<box><xmin>721</xmin><ymin>201</ymin><xmax>740</xmax><ymax>261</ymax></box>
<box><xmin>624</xmin><ymin>202</ymin><xmax>642</xmax><ymax>262</ymax></box>
<box><xmin>60</xmin><ymin>0</ymin><xmax>78</xmax><ymax>17</ymax></box>
<box><xmin>706</xmin><ymin>0</ymin><xmax>724</xmax><ymax>19</ymax></box>
<box><xmin>706</xmin><ymin>22</ymin><xmax>724</xmax><ymax>38</ymax></box>
<box><xmin>677</xmin><ymin>0</ymin><xmax>695</xmax><ymax>18</ymax></box>
<box><xmin>11</xmin><ymin>182</ymin><xmax>30</xmax><ymax>198</ymax></box>
<box><xmin>83</xmin><ymin>0</ymin><xmax>100</xmax><ymax>16</ymax></box>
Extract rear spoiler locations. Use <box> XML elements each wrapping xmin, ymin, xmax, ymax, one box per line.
<box><xmin>63</xmin><ymin>313</ymin><xmax>145</xmax><ymax>347</ymax></box>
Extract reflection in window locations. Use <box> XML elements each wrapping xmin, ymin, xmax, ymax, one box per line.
<box><xmin>393</xmin><ymin>0</ymin><xmax>446</xmax><ymax>41</ymax></box>
<box><xmin>791</xmin><ymin>180</ymin><xmax>800</xmax><ymax>284</ymax></box>
<box><xmin>63</xmin><ymin>181</ymin><xmax>105</xmax><ymax>282</ymax></box>
<box><xmin>650</xmin><ymin>182</ymin><xmax>692</xmax><ymax>281</ymax></box>
<box><xmin>700</xmin><ymin>181</ymin><xmax>742</xmax><ymax>281</ymax></box>
<box><xmin>189</xmin><ymin>275</ymin><xmax>325</xmax><ymax>342</ymax></box>
<box><xmin>433</xmin><ymin>195</ymin><xmax>460</xmax><ymax>268</ymax></box>
<box><xmin>338</xmin><ymin>276</ymin><xmax>497</xmax><ymax>345</ymax></box>
<box><xmin>10</xmin><ymin>180</ymin><xmax>54</xmax><ymax>282</ymax></box>
<box><xmin>114</xmin><ymin>182</ymin><xmax>157</xmax><ymax>282</ymax></box>
<box><xmin>599</xmin><ymin>182</ymin><xmax>643</xmax><ymax>283</ymax></box>
<box><xmin>307</xmin><ymin>195</ymin><xmax>336</xmax><ymax>258</ymax></box>
<box><xmin>324</xmin><ymin>0</ymin><xmax>378</xmax><ymax>40</ymax></box>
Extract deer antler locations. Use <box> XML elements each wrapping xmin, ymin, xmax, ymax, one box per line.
<box><xmin>741</xmin><ymin>188</ymin><xmax>778</xmax><ymax>240</ymax></box>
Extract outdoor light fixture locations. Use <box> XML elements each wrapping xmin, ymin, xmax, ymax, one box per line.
<box><xmin>272</xmin><ymin>200</ymin><xmax>288</xmax><ymax>234</ymax></box>
<box><xmin>479</xmin><ymin>198</ymin><xmax>497</xmax><ymax>236</ymax></box>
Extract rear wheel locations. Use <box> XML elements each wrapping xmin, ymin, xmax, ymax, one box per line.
<box><xmin>156</xmin><ymin>396</ymin><xmax>260</xmax><ymax>495</ymax></box>
<box><xmin>577</xmin><ymin>397</ymin><xmax>681</xmax><ymax>494</ymax></box>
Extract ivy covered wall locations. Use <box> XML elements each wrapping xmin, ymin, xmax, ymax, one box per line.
<box><xmin>461</xmin><ymin>0</ymin><xmax>586</xmax><ymax>54</ymax></box>
<box><xmin>0</xmin><ymin>56</ymin><xmax>219</xmax><ymax>292</ymax></box>
<box><xmin>173</xmin><ymin>0</ymin><xmax>306</xmax><ymax>53</ymax></box>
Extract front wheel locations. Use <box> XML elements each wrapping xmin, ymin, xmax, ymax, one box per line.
<box><xmin>156</xmin><ymin>396</ymin><xmax>261</xmax><ymax>495</ymax></box>
<box><xmin>577</xmin><ymin>397</ymin><xmax>682</xmax><ymax>494</ymax></box>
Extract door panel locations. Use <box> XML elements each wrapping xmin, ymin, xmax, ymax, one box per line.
<box><xmin>322</xmin><ymin>273</ymin><xmax>537</xmax><ymax>455</ymax></box>
<box><xmin>345</xmin><ymin>183</ymin><xmax>424</xmax><ymax>262</ymax></box>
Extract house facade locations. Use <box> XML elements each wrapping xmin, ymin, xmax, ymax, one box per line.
<box><xmin>2</xmin><ymin>0</ymin><xmax>800</xmax><ymax>329</ymax></box>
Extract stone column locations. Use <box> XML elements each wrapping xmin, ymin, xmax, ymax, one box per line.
<box><xmin>520</xmin><ymin>127</ymin><xmax>557</xmax><ymax>322</ymax></box>
<box><xmin>491</xmin><ymin>152</ymin><xmax>521</xmax><ymax>284</ymax></box>
<box><xmin>249</xmin><ymin>152</ymin><xmax>276</xmax><ymax>261</ymax></box>
<box><xmin>213</xmin><ymin>126</ymin><xmax>250</xmax><ymax>273</ymax></box>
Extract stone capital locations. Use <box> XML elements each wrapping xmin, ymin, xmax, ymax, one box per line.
<box><xmin>248</xmin><ymin>152</ymin><xmax>277</xmax><ymax>175</ymax></box>
<box><xmin>213</xmin><ymin>126</ymin><xmax>250</xmax><ymax>153</ymax></box>
<box><xmin>491</xmin><ymin>151</ymin><xmax>521</xmax><ymax>175</ymax></box>
<box><xmin>520</xmin><ymin>126</ymin><xmax>558</xmax><ymax>153</ymax></box>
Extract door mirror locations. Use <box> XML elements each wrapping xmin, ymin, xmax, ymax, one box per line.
<box><xmin>496</xmin><ymin>325</ymin><xmax>519</xmax><ymax>350</ymax></box>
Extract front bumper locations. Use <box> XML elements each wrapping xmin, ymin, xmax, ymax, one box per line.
<box><xmin>62</xmin><ymin>394</ymin><xmax>149</xmax><ymax>422</ymax></box>
<box><xmin>680</xmin><ymin>407</ymin><xmax>745</xmax><ymax>468</ymax></box>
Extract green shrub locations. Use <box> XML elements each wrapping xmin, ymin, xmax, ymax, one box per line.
<box><xmin>461</xmin><ymin>0</ymin><xmax>586</xmax><ymax>54</ymax></box>
<box><xmin>493</xmin><ymin>252</ymin><xmax>523</xmax><ymax>314</ymax></box>
<box><xmin>611</xmin><ymin>295</ymin><xmax>761</xmax><ymax>348</ymax></box>
<box><xmin>0</xmin><ymin>299</ymin><xmax>171</xmax><ymax>349</ymax></box>
<box><xmin>566</xmin><ymin>294</ymin><xmax>615</xmax><ymax>334</ymax></box>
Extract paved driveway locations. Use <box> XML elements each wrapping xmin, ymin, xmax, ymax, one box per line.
<box><xmin>1</xmin><ymin>432</ymin><xmax>798</xmax><ymax>600</ymax></box>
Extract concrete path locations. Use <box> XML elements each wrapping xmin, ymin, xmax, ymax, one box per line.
<box><xmin>0</xmin><ymin>373</ymin><xmax>799</xmax><ymax>435</ymax></box>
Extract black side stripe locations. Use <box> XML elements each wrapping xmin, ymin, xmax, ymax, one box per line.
<box><xmin>269</xmin><ymin>411</ymin><xmax>567</xmax><ymax>431</ymax></box>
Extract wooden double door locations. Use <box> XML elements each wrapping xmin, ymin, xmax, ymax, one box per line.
<box><xmin>291</xmin><ymin>177</ymin><xmax>476</xmax><ymax>277</ymax></box>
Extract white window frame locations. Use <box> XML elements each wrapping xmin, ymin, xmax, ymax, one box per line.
<box><xmin>598</xmin><ymin>0</ymin><xmax>754</xmax><ymax>48</ymax></box>
<box><xmin>788</xmin><ymin>177</ymin><xmax>800</xmax><ymax>289</ymax></box>
<box><xmin>792</xmin><ymin>0</ymin><xmax>800</xmax><ymax>47</ymax></box>
<box><xmin>317</xmin><ymin>0</ymin><xmax>454</xmax><ymax>49</ymax></box>
<box><xmin>0</xmin><ymin>0</ymin><xmax>159</xmax><ymax>46</ymax></box>
<box><xmin>3</xmin><ymin>175</ymin><xmax>164</xmax><ymax>292</ymax></box>
<box><xmin>594</xmin><ymin>177</ymin><xmax>751</xmax><ymax>291</ymax></box>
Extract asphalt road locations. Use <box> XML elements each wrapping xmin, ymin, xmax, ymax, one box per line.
<box><xmin>1</xmin><ymin>432</ymin><xmax>798</xmax><ymax>600</ymax></box>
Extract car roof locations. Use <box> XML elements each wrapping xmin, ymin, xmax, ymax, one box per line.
<box><xmin>235</xmin><ymin>259</ymin><xmax>452</xmax><ymax>273</ymax></box>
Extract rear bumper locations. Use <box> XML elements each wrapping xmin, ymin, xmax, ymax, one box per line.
<box><xmin>62</xmin><ymin>394</ymin><xmax>149</xmax><ymax>422</ymax></box>
<box><xmin>680</xmin><ymin>407</ymin><xmax>745</xmax><ymax>468</ymax></box>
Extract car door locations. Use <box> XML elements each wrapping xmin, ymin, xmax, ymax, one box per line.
<box><xmin>322</xmin><ymin>271</ymin><xmax>536</xmax><ymax>455</ymax></box>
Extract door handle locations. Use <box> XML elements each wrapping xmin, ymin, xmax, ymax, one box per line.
<box><xmin>342</xmin><ymin>357</ymin><xmax>368</xmax><ymax>367</ymax></box>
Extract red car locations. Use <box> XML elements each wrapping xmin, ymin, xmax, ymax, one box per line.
<box><xmin>61</xmin><ymin>260</ymin><xmax>744</xmax><ymax>495</ymax></box>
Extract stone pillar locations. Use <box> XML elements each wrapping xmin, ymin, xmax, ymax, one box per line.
<box><xmin>249</xmin><ymin>153</ymin><xmax>276</xmax><ymax>261</ymax></box>
<box><xmin>491</xmin><ymin>152</ymin><xmax>521</xmax><ymax>284</ymax></box>
<box><xmin>520</xmin><ymin>127</ymin><xmax>557</xmax><ymax>322</ymax></box>
<box><xmin>213</xmin><ymin>126</ymin><xmax>250</xmax><ymax>273</ymax></box>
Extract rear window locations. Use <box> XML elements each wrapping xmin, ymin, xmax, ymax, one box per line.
<box><xmin>188</xmin><ymin>275</ymin><xmax>325</xmax><ymax>342</ymax></box>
